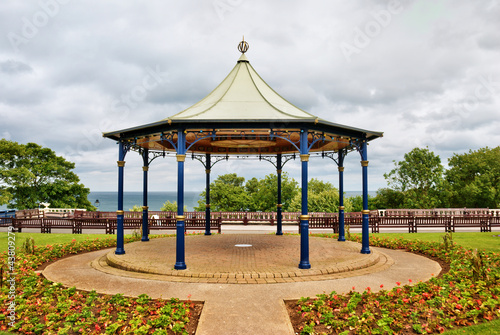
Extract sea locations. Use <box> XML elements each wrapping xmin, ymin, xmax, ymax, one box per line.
<box><xmin>1</xmin><ymin>191</ymin><xmax>375</xmax><ymax>212</ymax></box>
<box><xmin>88</xmin><ymin>191</ymin><xmax>374</xmax><ymax>212</ymax></box>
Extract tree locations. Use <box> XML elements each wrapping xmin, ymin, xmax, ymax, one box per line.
<box><xmin>348</xmin><ymin>194</ymin><xmax>377</xmax><ymax>212</ymax></box>
<box><xmin>129</xmin><ymin>205</ymin><xmax>143</xmax><ymax>212</ymax></box>
<box><xmin>372</xmin><ymin>188</ymin><xmax>405</xmax><ymax>209</ymax></box>
<box><xmin>194</xmin><ymin>173</ymin><xmax>251</xmax><ymax>211</ymax></box>
<box><xmin>384</xmin><ymin>147</ymin><xmax>445</xmax><ymax>208</ymax></box>
<box><xmin>289</xmin><ymin>179</ymin><xmax>341</xmax><ymax>212</ymax></box>
<box><xmin>160</xmin><ymin>200</ymin><xmax>187</xmax><ymax>212</ymax></box>
<box><xmin>0</xmin><ymin>139</ymin><xmax>95</xmax><ymax>210</ymax></box>
<box><xmin>246</xmin><ymin>173</ymin><xmax>299</xmax><ymax>212</ymax></box>
<box><xmin>445</xmin><ymin>146</ymin><xmax>500</xmax><ymax>208</ymax></box>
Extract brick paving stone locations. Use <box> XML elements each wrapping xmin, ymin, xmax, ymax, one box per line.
<box><xmin>105</xmin><ymin>235</ymin><xmax>387</xmax><ymax>285</ymax></box>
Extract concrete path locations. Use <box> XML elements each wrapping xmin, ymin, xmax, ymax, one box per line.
<box><xmin>43</xmin><ymin>235</ymin><xmax>442</xmax><ymax>335</ymax></box>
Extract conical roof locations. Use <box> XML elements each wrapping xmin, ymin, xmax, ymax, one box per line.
<box><xmin>103</xmin><ymin>41</ymin><xmax>383</xmax><ymax>155</ymax></box>
<box><xmin>165</xmin><ymin>54</ymin><xmax>317</xmax><ymax>122</ymax></box>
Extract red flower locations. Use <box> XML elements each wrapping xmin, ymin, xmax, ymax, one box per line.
<box><xmin>456</xmin><ymin>304</ymin><xmax>463</xmax><ymax>310</ymax></box>
<box><xmin>380</xmin><ymin>284</ymin><xmax>384</xmax><ymax>288</ymax></box>
<box><xmin>396</xmin><ymin>281</ymin><xmax>401</xmax><ymax>286</ymax></box>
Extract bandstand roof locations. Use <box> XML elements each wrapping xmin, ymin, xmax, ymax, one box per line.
<box><xmin>103</xmin><ymin>41</ymin><xmax>383</xmax><ymax>155</ymax></box>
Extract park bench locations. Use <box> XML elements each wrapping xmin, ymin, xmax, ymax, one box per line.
<box><xmin>13</xmin><ymin>219</ymin><xmax>43</xmax><ymax>233</ymax></box>
<box><xmin>414</xmin><ymin>216</ymin><xmax>452</xmax><ymax>232</ymax></box>
<box><xmin>451</xmin><ymin>209</ymin><xmax>491</xmax><ymax>232</ymax></box>
<box><xmin>377</xmin><ymin>216</ymin><xmax>415</xmax><ymax>233</ymax></box>
<box><xmin>491</xmin><ymin>211</ymin><xmax>500</xmax><ymax>230</ymax></box>
<box><xmin>42</xmin><ymin>218</ymin><xmax>75</xmax><ymax>233</ymax></box>
<box><xmin>246</xmin><ymin>212</ymin><xmax>276</xmax><ymax>225</ymax></box>
<box><xmin>307</xmin><ymin>214</ymin><xmax>339</xmax><ymax>233</ymax></box>
<box><xmin>343</xmin><ymin>211</ymin><xmax>379</xmax><ymax>233</ymax></box>
<box><xmin>219</xmin><ymin>212</ymin><xmax>250</xmax><ymax>225</ymax></box>
<box><xmin>74</xmin><ymin>218</ymin><xmax>116</xmax><ymax>234</ymax></box>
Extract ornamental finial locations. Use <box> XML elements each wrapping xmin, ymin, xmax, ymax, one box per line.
<box><xmin>238</xmin><ymin>36</ymin><xmax>249</xmax><ymax>54</ymax></box>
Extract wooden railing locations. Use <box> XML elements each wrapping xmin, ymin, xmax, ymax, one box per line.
<box><xmin>3</xmin><ymin>208</ymin><xmax>499</xmax><ymax>234</ymax></box>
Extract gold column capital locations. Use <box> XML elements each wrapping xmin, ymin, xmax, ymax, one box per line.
<box><xmin>338</xmin><ymin>166</ymin><xmax>345</xmax><ymax>172</ymax></box>
<box><xmin>361</xmin><ymin>160</ymin><xmax>369</xmax><ymax>167</ymax></box>
<box><xmin>176</xmin><ymin>215</ymin><xmax>186</xmax><ymax>221</ymax></box>
<box><xmin>117</xmin><ymin>161</ymin><xmax>126</xmax><ymax>167</ymax></box>
<box><xmin>116</xmin><ymin>210</ymin><xmax>124</xmax><ymax>216</ymax></box>
<box><xmin>277</xmin><ymin>204</ymin><xmax>283</xmax><ymax>208</ymax></box>
<box><xmin>205</xmin><ymin>204</ymin><xmax>211</xmax><ymax>208</ymax></box>
<box><xmin>339</xmin><ymin>206</ymin><xmax>345</xmax><ymax>211</ymax></box>
<box><xmin>143</xmin><ymin>166</ymin><xmax>149</xmax><ymax>171</ymax></box>
<box><xmin>299</xmin><ymin>214</ymin><xmax>310</xmax><ymax>221</ymax></box>
<box><xmin>206</xmin><ymin>169</ymin><xmax>211</xmax><ymax>174</ymax></box>
<box><xmin>276</xmin><ymin>169</ymin><xmax>282</xmax><ymax>174</ymax></box>
<box><xmin>142</xmin><ymin>206</ymin><xmax>148</xmax><ymax>210</ymax></box>
<box><xmin>300</xmin><ymin>154</ymin><xmax>310</xmax><ymax>162</ymax></box>
<box><xmin>362</xmin><ymin>210</ymin><xmax>370</xmax><ymax>215</ymax></box>
<box><xmin>177</xmin><ymin>154</ymin><xmax>186</xmax><ymax>162</ymax></box>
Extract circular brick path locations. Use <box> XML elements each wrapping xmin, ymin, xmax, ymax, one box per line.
<box><xmin>102</xmin><ymin>234</ymin><xmax>391</xmax><ymax>284</ymax></box>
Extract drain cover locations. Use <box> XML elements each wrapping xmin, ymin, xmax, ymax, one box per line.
<box><xmin>234</xmin><ymin>244</ymin><xmax>252</xmax><ymax>247</ymax></box>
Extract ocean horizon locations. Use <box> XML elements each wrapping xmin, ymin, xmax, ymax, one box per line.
<box><xmin>1</xmin><ymin>191</ymin><xmax>376</xmax><ymax>212</ymax></box>
<box><xmin>88</xmin><ymin>191</ymin><xmax>376</xmax><ymax>212</ymax></box>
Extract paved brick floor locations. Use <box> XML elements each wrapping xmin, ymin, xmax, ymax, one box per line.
<box><xmin>105</xmin><ymin>234</ymin><xmax>387</xmax><ymax>284</ymax></box>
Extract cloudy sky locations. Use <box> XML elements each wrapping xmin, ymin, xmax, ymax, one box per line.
<box><xmin>1</xmin><ymin>0</ymin><xmax>500</xmax><ymax>195</ymax></box>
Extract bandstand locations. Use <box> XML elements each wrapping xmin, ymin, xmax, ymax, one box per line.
<box><xmin>103</xmin><ymin>40</ymin><xmax>383</xmax><ymax>270</ymax></box>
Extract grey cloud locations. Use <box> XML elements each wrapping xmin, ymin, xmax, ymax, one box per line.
<box><xmin>0</xmin><ymin>60</ymin><xmax>32</xmax><ymax>74</ymax></box>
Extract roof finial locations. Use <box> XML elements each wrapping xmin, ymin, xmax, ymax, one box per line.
<box><xmin>238</xmin><ymin>36</ymin><xmax>249</xmax><ymax>54</ymax></box>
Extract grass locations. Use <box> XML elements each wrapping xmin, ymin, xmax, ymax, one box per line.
<box><xmin>442</xmin><ymin>318</ymin><xmax>500</xmax><ymax>334</ymax></box>
<box><xmin>370</xmin><ymin>232</ymin><xmax>500</xmax><ymax>253</ymax></box>
<box><xmin>0</xmin><ymin>232</ymin><xmax>117</xmax><ymax>253</ymax></box>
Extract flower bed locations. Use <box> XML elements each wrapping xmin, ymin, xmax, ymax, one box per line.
<box><xmin>0</xmin><ymin>235</ymin><xmax>202</xmax><ymax>334</ymax></box>
<box><xmin>288</xmin><ymin>234</ymin><xmax>500</xmax><ymax>334</ymax></box>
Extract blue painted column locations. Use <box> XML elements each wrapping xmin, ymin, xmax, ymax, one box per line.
<box><xmin>115</xmin><ymin>142</ymin><xmax>127</xmax><ymax>255</ymax></box>
<box><xmin>141</xmin><ymin>149</ymin><xmax>150</xmax><ymax>242</ymax></box>
<box><xmin>276</xmin><ymin>153</ymin><xmax>283</xmax><ymax>236</ymax></box>
<box><xmin>299</xmin><ymin>130</ymin><xmax>311</xmax><ymax>269</ymax></box>
<box><xmin>175</xmin><ymin>130</ymin><xmax>187</xmax><ymax>270</ymax></box>
<box><xmin>205</xmin><ymin>153</ymin><xmax>212</xmax><ymax>236</ymax></box>
<box><xmin>338</xmin><ymin>150</ymin><xmax>346</xmax><ymax>242</ymax></box>
<box><xmin>360</xmin><ymin>141</ymin><xmax>371</xmax><ymax>254</ymax></box>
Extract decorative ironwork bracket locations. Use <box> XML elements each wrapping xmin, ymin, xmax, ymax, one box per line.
<box><xmin>259</xmin><ymin>154</ymin><xmax>296</xmax><ymax>169</ymax></box>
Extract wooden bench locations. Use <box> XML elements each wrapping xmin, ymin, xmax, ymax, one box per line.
<box><xmin>414</xmin><ymin>216</ymin><xmax>452</xmax><ymax>232</ymax></box>
<box><xmin>376</xmin><ymin>216</ymin><xmax>415</xmax><ymax>233</ymax></box>
<box><xmin>13</xmin><ymin>219</ymin><xmax>43</xmax><ymax>233</ymax></box>
<box><xmin>42</xmin><ymin>218</ymin><xmax>75</xmax><ymax>233</ymax></box>
<box><xmin>491</xmin><ymin>212</ymin><xmax>500</xmax><ymax>229</ymax></box>
<box><xmin>147</xmin><ymin>217</ymin><xmax>221</xmax><ymax>233</ymax></box>
<box><xmin>307</xmin><ymin>215</ymin><xmax>339</xmax><ymax>233</ymax></box>
<box><xmin>452</xmin><ymin>215</ymin><xmax>491</xmax><ymax>232</ymax></box>
<box><xmin>74</xmin><ymin>218</ymin><xmax>116</xmax><ymax>234</ymax></box>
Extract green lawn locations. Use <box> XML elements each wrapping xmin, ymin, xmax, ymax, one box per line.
<box><xmin>0</xmin><ymin>232</ymin><xmax>120</xmax><ymax>253</ymax></box>
<box><xmin>370</xmin><ymin>232</ymin><xmax>500</xmax><ymax>253</ymax></box>
<box><xmin>443</xmin><ymin>318</ymin><xmax>500</xmax><ymax>334</ymax></box>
